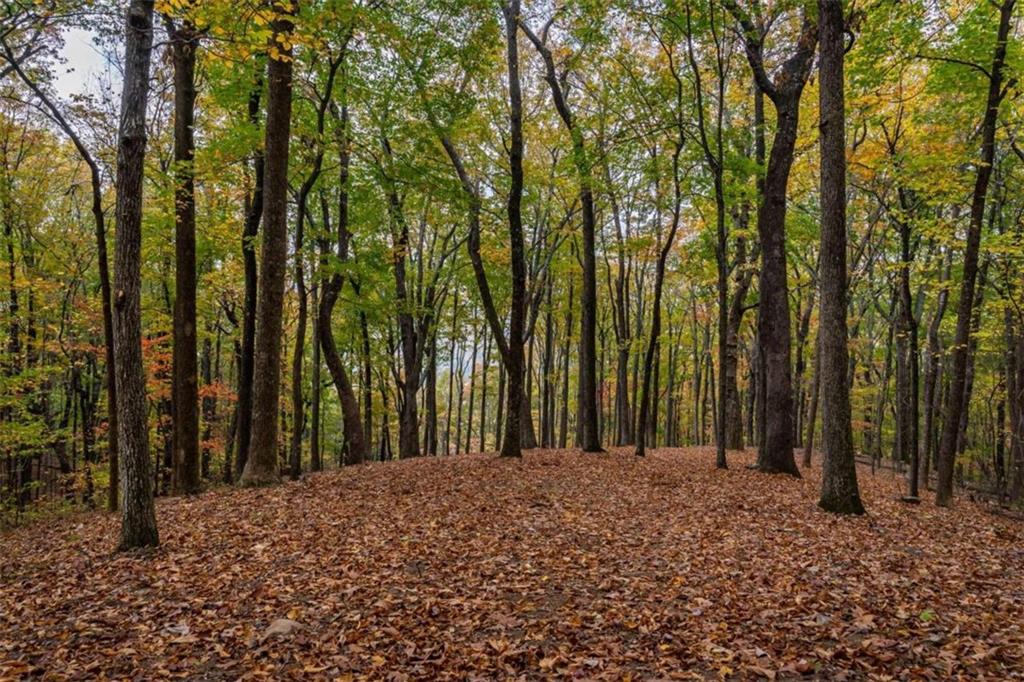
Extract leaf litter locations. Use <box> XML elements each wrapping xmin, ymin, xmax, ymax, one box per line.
<box><xmin>1</xmin><ymin>447</ymin><xmax>1022</xmax><ymax>679</ymax></box>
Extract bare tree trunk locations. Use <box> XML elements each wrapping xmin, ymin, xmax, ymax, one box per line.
<box><xmin>113</xmin><ymin>0</ymin><xmax>159</xmax><ymax>549</ymax></box>
<box><xmin>310</xmin><ymin>282</ymin><xmax>321</xmax><ymax>472</ymax></box>
<box><xmin>234</xmin><ymin>75</ymin><xmax>264</xmax><ymax>481</ymax></box>
<box><xmin>726</xmin><ymin>2</ymin><xmax>816</xmax><ymax>476</ymax></box>
<box><xmin>521</xmin><ymin>21</ymin><xmax>600</xmax><ymax>453</ymax></box>
<box><xmin>936</xmin><ymin>0</ymin><xmax>1013</xmax><ymax>507</ymax></box>
<box><xmin>497</xmin><ymin>0</ymin><xmax>527</xmax><ymax>458</ymax></box>
<box><xmin>167</xmin><ymin>16</ymin><xmax>200</xmax><ymax>495</ymax></box>
<box><xmin>817</xmin><ymin>0</ymin><xmax>863</xmax><ymax>514</ymax></box>
<box><xmin>241</xmin><ymin>3</ymin><xmax>297</xmax><ymax>486</ymax></box>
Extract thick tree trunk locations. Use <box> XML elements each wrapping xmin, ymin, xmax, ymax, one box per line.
<box><xmin>817</xmin><ymin>0</ymin><xmax>863</xmax><ymax>514</ymax></box>
<box><xmin>167</xmin><ymin>17</ymin><xmax>200</xmax><ymax>495</ymax></box>
<box><xmin>727</xmin><ymin>3</ymin><xmax>816</xmax><ymax>476</ymax></box>
<box><xmin>752</xmin><ymin>94</ymin><xmax>801</xmax><ymax>476</ymax></box>
<box><xmin>935</xmin><ymin>0</ymin><xmax>1013</xmax><ymax>507</ymax></box>
<box><xmin>113</xmin><ymin>0</ymin><xmax>159</xmax><ymax>549</ymax></box>
<box><xmin>240</xmin><ymin>4</ymin><xmax>297</xmax><ymax>486</ymax></box>
<box><xmin>895</xmin><ymin>216</ymin><xmax>920</xmax><ymax>496</ymax></box>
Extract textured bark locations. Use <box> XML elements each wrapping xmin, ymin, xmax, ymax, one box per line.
<box><xmin>499</xmin><ymin>0</ymin><xmax>527</xmax><ymax>458</ymax></box>
<box><xmin>895</xmin><ymin>215</ymin><xmax>920</xmax><ymax>497</ymax></box>
<box><xmin>240</xmin><ymin>3</ymin><xmax>297</xmax><ymax>486</ymax></box>
<box><xmin>935</xmin><ymin>0</ymin><xmax>1013</xmax><ymax>507</ymax></box>
<box><xmin>113</xmin><ymin>0</ymin><xmax>159</xmax><ymax>549</ymax></box>
<box><xmin>234</xmin><ymin>77</ymin><xmax>264</xmax><ymax>481</ymax></box>
<box><xmin>167</xmin><ymin>16</ymin><xmax>200</xmax><ymax>495</ymax></box>
<box><xmin>816</xmin><ymin>0</ymin><xmax>864</xmax><ymax>514</ymax></box>
<box><xmin>726</xmin><ymin>2</ymin><xmax>816</xmax><ymax>476</ymax></box>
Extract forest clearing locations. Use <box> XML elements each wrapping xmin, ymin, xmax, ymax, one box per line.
<box><xmin>3</xmin><ymin>448</ymin><xmax>1023</xmax><ymax>679</ymax></box>
<box><xmin>1</xmin><ymin>0</ymin><xmax>1023</xmax><ymax>678</ymax></box>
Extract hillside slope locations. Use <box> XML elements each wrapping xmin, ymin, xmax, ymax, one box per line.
<box><xmin>2</xmin><ymin>448</ymin><xmax>1023</xmax><ymax>679</ymax></box>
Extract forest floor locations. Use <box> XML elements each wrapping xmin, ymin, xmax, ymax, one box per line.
<box><xmin>2</xmin><ymin>447</ymin><xmax>1023</xmax><ymax>680</ymax></box>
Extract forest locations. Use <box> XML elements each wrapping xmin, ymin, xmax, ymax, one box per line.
<box><xmin>1</xmin><ymin>0</ymin><xmax>1023</xmax><ymax>678</ymax></box>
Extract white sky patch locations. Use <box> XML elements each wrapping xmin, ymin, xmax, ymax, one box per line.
<box><xmin>53</xmin><ymin>27</ymin><xmax>110</xmax><ymax>100</ymax></box>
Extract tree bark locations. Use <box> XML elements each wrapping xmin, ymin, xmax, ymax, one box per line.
<box><xmin>816</xmin><ymin>0</ymin><xmax>863</xmax><ymax>514</ymax></box>
<box><xmin>725</xmin><ymin>2</ymin><xmax>816</xmax><ymax>476</ymax></box>
<box><xmin>935</xmin><ymin>0</ymin><xmax>1013</xmax><ymax>507</ymax></box>
<box><xmin>234</xmin><ymin>75</ymin><xmax>264</xmax><ymax>481</ymax></box>
<box><xmin>113</xmin><ymin>0</ymin><xmax>159</xmax><ymax>548</ymax></box>
<box><xmin>240</xmin><ymin>2</ymin><xmax>297</xmax><ymax>485</ymax></box>
<box><xmin>167</xmin><ymin>16</ymin><xmax>201</xmax><ymax>495</ymax></box>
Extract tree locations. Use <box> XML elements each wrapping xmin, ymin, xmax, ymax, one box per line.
<box><xmin>521</xmin><ymin>15</ymin><xmax>602</xmax><ymax>454</ymax></box>
<box><xmin>240</xmin><ymin>0</ymin><xmax>298</xmax><ymax>486</ymax></box>
<box><xmin>935</xmin><ymin>0</ymin><xmax>1015</xmax><ymax>507</ymax></box>
<box><xmin>725</xmin><ymin>0</ymin><xmax>817</xmax><ymax>476</ymax></box>
<box><xmin>165</xmin><ymin>10</ymin><xmax>201</xmax><ymax>495</ymax></box>
<box><xmin>817</xmin><ymin>0</ymin><xmax>863</xmax><ymax>515</ymax></box>
<box><xmin>113</xmin><ymin>0</ymin><xmax>159</xmax><ymax>549</ymax></box>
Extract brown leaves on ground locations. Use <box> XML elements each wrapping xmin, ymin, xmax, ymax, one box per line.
<box><xmin>2</xmin><ymin>447</ymin><xmax>1023</xmax><ymax>680</ymax></box>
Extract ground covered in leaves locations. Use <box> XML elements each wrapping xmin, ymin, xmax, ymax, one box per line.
<box><xmin>2</xmin><ymin>448</ymin><xmax>1023</xmax><ymax>680</ymax></box>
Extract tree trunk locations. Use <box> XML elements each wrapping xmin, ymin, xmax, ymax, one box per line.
<box><xmin>803</xmin><ymin>335</ymin><xmax>820</xmax><ymax>467</ymax></box>
<box><xmin>935</xmin><ymin>0</ymin><xmax>1012</xmax><ymax>507</ymax></box>
<box><xmin>522</xmin><ymin>22</ymin><xmax>600</xmax><ymax>453</ymax></box>
<box><xmin>113</xmin><ymin>0</ymin><xmax>159</xmax><ymax>549</ymax></box>
<box><xmin>234</xmin><ymin>76</ymin><xmax>264</xmax><ymax>481</ymax></box>
<box><xmin>310</xmin><ymin>282</ymin><xmax>322</xmax><ymax>472</ymax></box>
<box><xmin>727</xmin><ymin>4</ymin><xmax>816</xmax><ymax>476</ymax></box>
<box><xmin>559</xmin><ymin>278</ymin><xmax>573</xmax><ymax>448</ymax></box>
<box><xmin>497</xmin><ymin>0</ymin><xmax>527</xmax><ymax>458</ymax></box>
<box><xmin>817</xmin><ymin>0</ymin><xmax>863</xmax><ymax>514</ymax></box>
<box><xmin>318</xmin><ymin>106</ymin><xmax>366</xmax><ymax>466</ymax></box>
<box><xmin>167</xmin><ymin>16</ymin><xmax>200</xmax><ymax>495</ymax></box>
<box><xmin>240</xmin><ymin>4</ymin><xmax>297</xmax><ymax>486</ymax></box>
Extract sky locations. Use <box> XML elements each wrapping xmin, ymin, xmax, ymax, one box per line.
<box><xmin>53</xmin><ymin>27</ymin><xmax>111</xmax><ymax>101</ymax></box>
